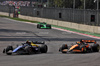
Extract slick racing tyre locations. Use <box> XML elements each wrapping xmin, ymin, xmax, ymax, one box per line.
<box><xmin>49</xmin><ymin>25</ymin><xmax>51</xmax><ymax>29</ymax></box>
<box><xmin>37</xmin><ymin>24</ymin><xmax>40</xmax><ymax>28</ymax></box>
<box><xmin>5</xmin><ymin>46</ymin><xmax>13</xmax><ymax>55</ymax></box>
<box><xmin>59</xmin><ymin>44</ymin><xmax>68</xmax><ymax>53</ymax></box>
<box><xmin>40</xmin><ymin>45</ymin><xmax>48</xmax><ymax>53</ymax></box>
<box><xmin>92</xmin><ymin>44</ymin><xmax>99</xmax><ymax>52</ymax></box>
<box><xmin>46</xmin><ymin>24</ymin><xmax>51</xmax><ymax>29</ymax></box>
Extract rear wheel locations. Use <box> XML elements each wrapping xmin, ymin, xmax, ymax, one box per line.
<box><xmin>92</xmin><ymin>44</ymin><xmax>99</xmax><ymax>52</ymax></box>
<box><xmin>49</xmin><ymin>25</ymin><xmax>51</xmax><ymax>29</ymax></box>
<box><xmin>37</xmin><ymin>24</ymin><xmax>39</xmax><ymax>28</ymax></box>
<box><xmin>40</xmin><ymin>45</ymin><xmax>48</xmax><ymax>53</ymax></box>
<box><xmin>59</xmin><ymin>44</ymin><xmax>68</xmax><ymax>53</ymax></box>
<box><xmin>46</xmin><ymin>24</ymin><xmax>51</xmax><ymax>29</ymax></box>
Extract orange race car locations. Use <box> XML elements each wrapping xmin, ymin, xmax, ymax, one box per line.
<box><xmin>59</xmin><ymin>39</ymin><xmax>100</xmax><ymax>53</ymax></box>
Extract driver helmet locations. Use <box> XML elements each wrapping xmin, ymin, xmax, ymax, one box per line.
<box><xmin>80</xmin><ymin>39</ymin><xmax>84</xmax><ymax>43</ymax></box>
<box><xmin>26</xmin><ymin>40</ymin><xmax>31</xmax><ymax>44</ymax></box>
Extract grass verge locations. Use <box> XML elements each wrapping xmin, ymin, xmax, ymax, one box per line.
<box><xmin>0</xmin><ymin>15</ymin><xmax>39</xmax><ymax>23</ymax></box>
<box><xmin>52</xmin><ymin>25</ymin><xmax>100</xmax><ymax>37</ymax></box>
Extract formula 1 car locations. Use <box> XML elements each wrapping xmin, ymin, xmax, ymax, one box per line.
<box><xmin>37</xmin><ymin>22</ymin><xmax>51</xmax><ymax>29</ymax></box>
<box><xmin>3</xmin><ymin>41</ymin><xmax>48</xmax><ymax>55</ymax></box>
<box><xmin>59</xmin><ymin>39</ymin><xmax>99</xmax><ymax>53</ymax></box>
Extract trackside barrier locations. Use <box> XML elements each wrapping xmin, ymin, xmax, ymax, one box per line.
<box><xmin>19</xmin><ymin>15</ymin><xmax>100</xmax><ymax>34</ymax></box>
<box><xmin>0</xmin><ymin>12</ymin><xmax>100</xmax><ymax>34</ymax></box>
<box><xmin>0</xmin><ymin>12</ymin><xmax>9</xmax><ymax>16</ymax></box>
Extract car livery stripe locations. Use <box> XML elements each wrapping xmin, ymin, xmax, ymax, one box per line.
<box><xmin>13</xmin><ymin>46</ymin><xmax>23</xmax><ymax>53</ymax></box>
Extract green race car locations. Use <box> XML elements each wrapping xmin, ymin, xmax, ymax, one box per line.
<box><xmin>37</xmin><ymin>22</ymin><xmax>51</xmax><ymax>29</ymax></box>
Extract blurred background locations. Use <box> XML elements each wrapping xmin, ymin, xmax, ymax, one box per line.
<box><xmin>0</xmin><ymin>0</ymin><xmax>100</xmax><ymax>26</ymax></box>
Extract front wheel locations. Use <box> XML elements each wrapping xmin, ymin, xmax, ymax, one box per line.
<box><xmin>5</xmin><ymin>46</ymin><xmax>13</xmax><ymax>55</ymax></box>
<box><xmin>59</xmin><ymin>44</ymin><xmax>68</xmax><ymax>53</ymax></box>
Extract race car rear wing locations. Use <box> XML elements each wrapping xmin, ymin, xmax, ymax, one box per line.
<box><xmin>81</xmin><ymin>40</ymin><xmax>96</xmax><ymax>43</ymax></box>
<box><xmin>32</xmin><ymin>41</ymin><xmax>45</xmax><ymax>44</ymax></box>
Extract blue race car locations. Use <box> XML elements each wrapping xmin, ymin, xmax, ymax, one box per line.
<box><xmin>3</xmin><ymin>41</ymin><xmax>48</xmax><ymax>55</ymax></box>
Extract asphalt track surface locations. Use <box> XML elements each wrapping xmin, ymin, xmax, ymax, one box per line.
<box><xmin>0</xmin><ymin>17</ymin><xmax>100</xmax><ymax>66</ymax></box>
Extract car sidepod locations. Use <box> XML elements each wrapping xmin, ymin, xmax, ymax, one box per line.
<box><xmin>12</xmin><ymin>46</ymin><xmax>23</xmax><ymax>53</ymax></box>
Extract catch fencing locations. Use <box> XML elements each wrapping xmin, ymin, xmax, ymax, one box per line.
<box><xmin>0</xmin><ymin>5</ymin><xmax>100</xmax><ymax>26</ymax></box>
